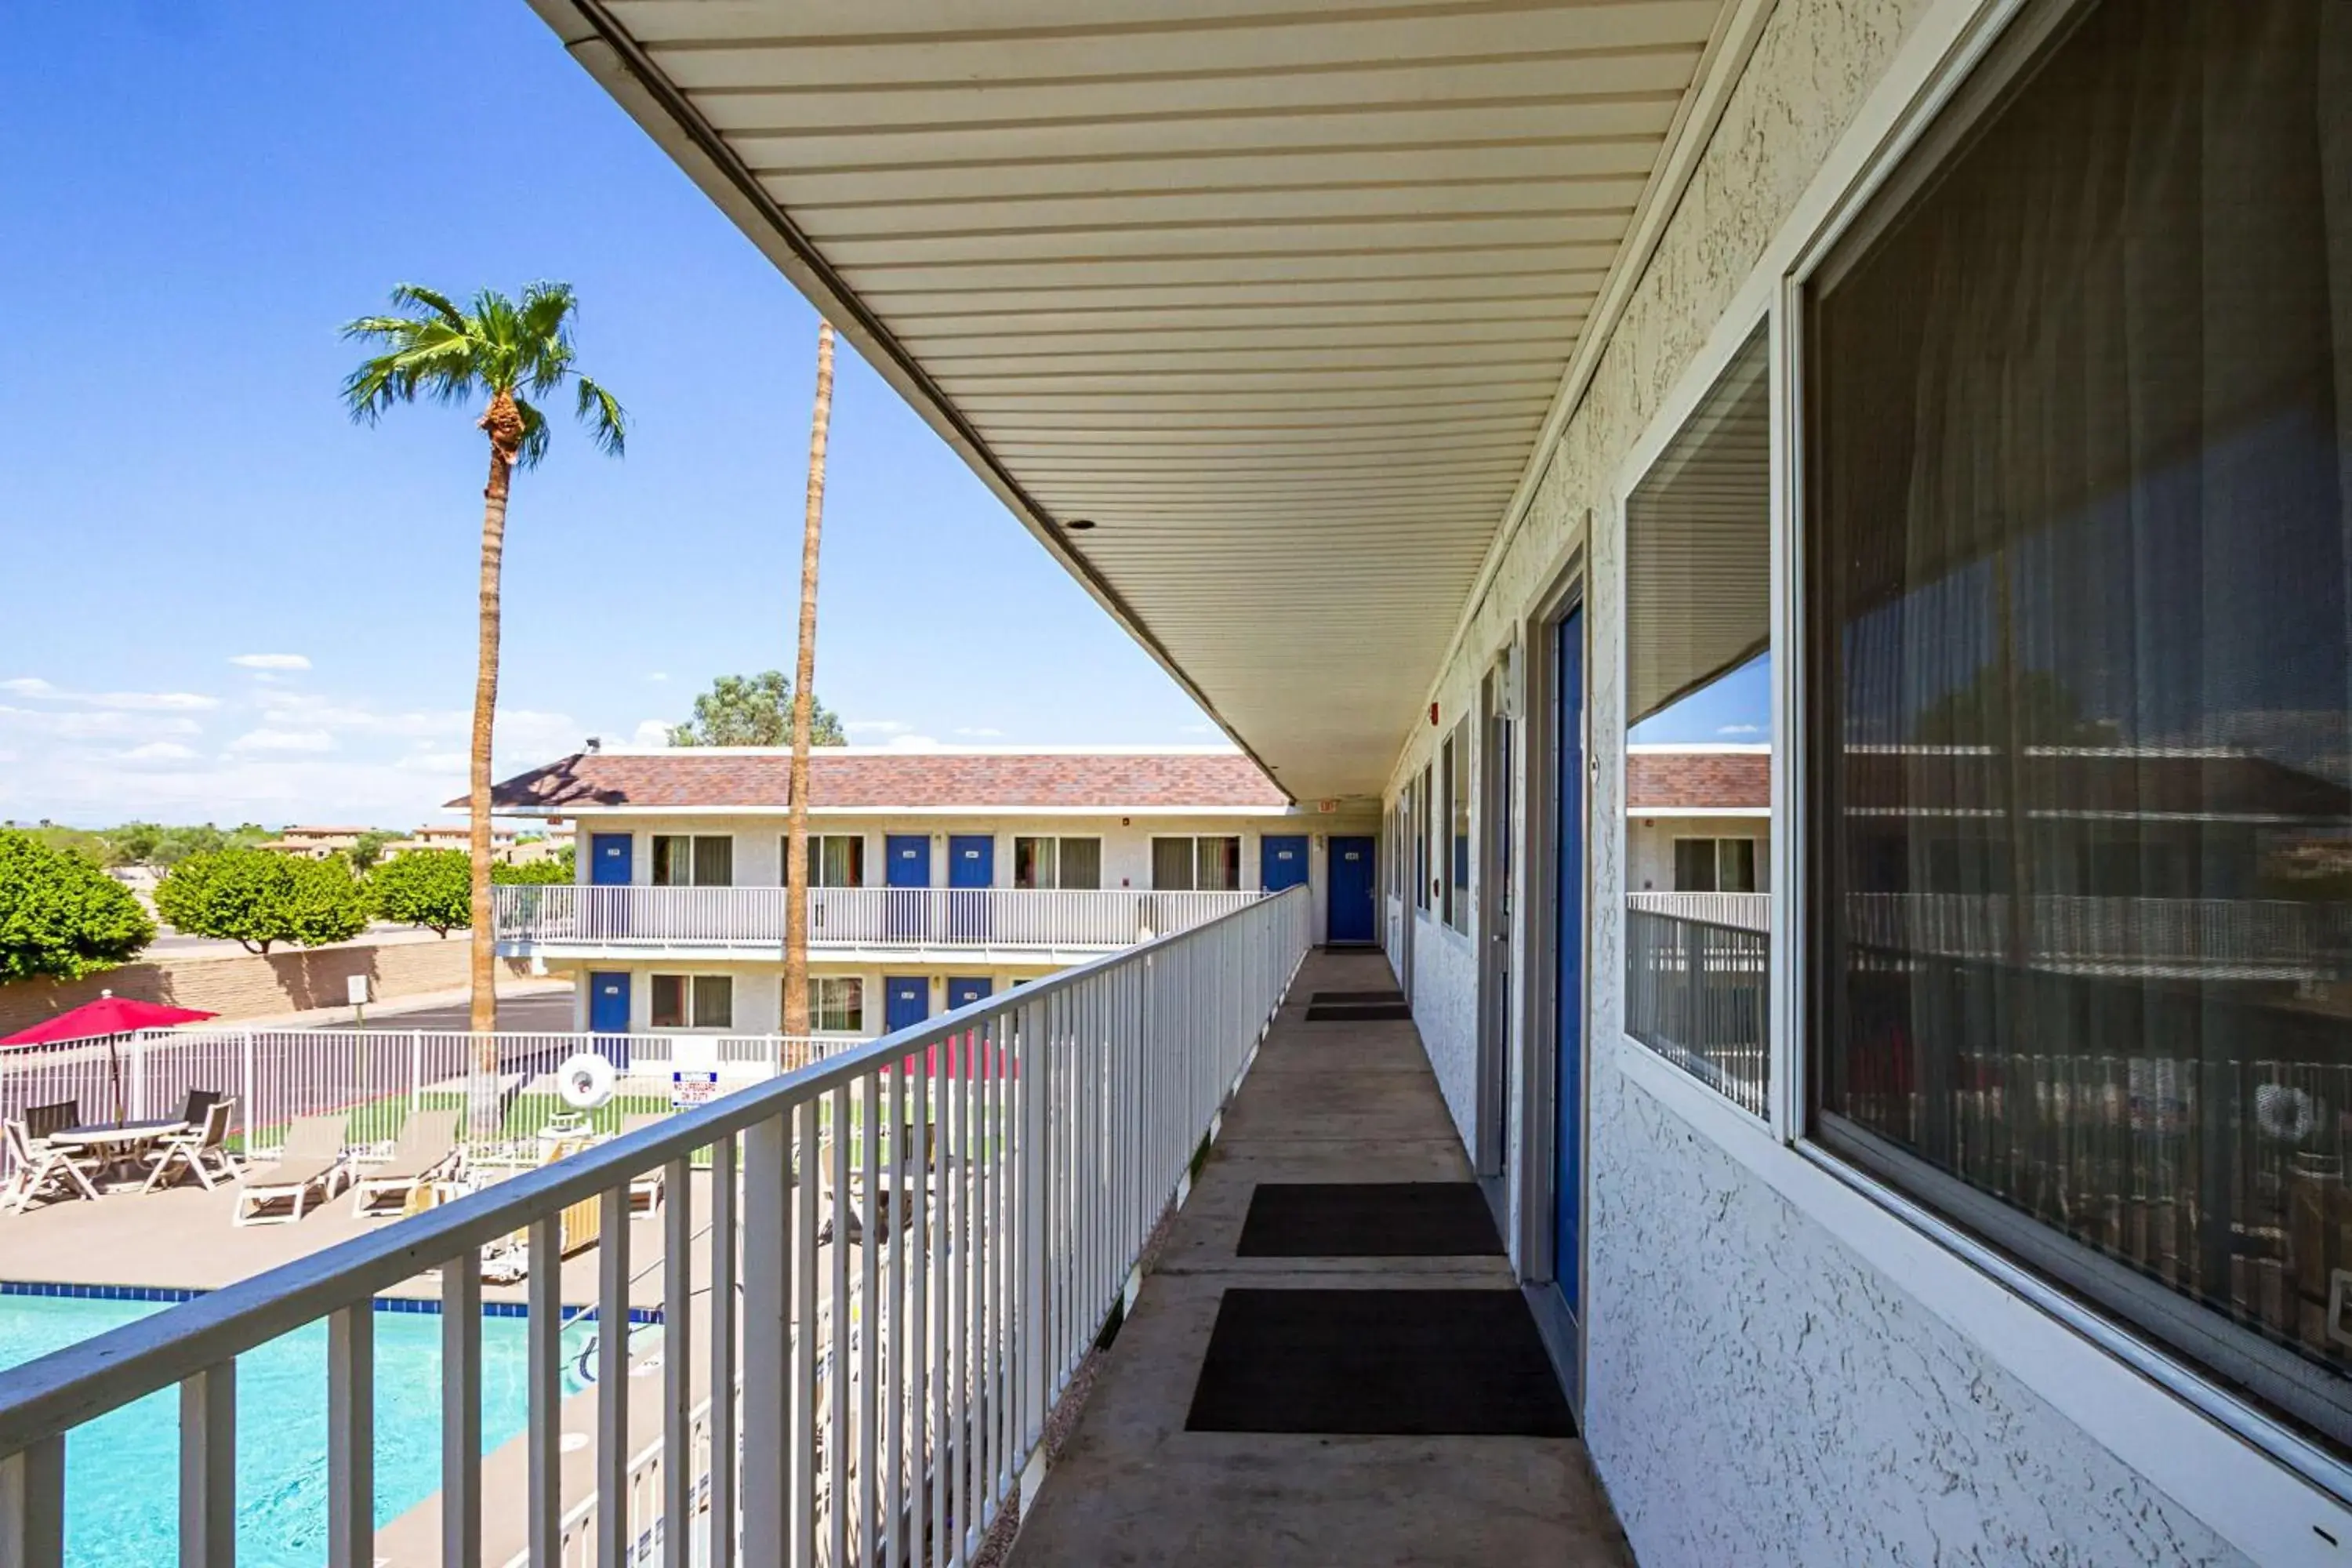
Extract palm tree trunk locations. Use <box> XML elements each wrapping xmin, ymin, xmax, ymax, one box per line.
<box><xmin>782</xmin><ymin>321</ymin><xmax>836</xmax><ymax>1062</ymax></box>
<box><xmin>469</xmin><ymin>423</ymin><xmax>514</xmax><ymax>1127</ymax></box>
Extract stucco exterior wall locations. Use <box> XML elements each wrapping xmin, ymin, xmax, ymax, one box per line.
<box><xmin>1407</xmin><ymin>913</ymin><xmax>1478</xmax><ymax>1148</ymax></box>
<box><xmin>1624</xmin><ymin>815</ymin><xmax>1769</xmax><ymax>894</ymax></box>
<box><xmin>567</xmin><ymin>807</ymin><xmax>1377</xmax><ymax>946</ymax></box>
<box><xmin>1376</xmin><ymin>0</ymin><xmax>2256</xmax><ymax>1559</ymax></box>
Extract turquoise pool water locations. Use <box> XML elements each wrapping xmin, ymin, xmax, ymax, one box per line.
<box><xmin>0</xmin><ymin>1294</ymin><xmax>601</xmax><ymax>1568</ymax></box>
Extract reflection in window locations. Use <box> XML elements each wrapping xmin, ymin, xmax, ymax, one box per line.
<box><xmin>1014</xmin><ymin>836</ymin><xmax>1103</xmax><ymax>890</ymax></box>
<box><xmin>808</xmin><ymin>976</ymin><xmax>864</xmax><ymax>1033</ymax></box>
<box><xmin>652</xmin><ymin>834</ymin><xmax>734</xmax><ymax>887</ymax></box>
<box><xmin>1149</xmin><ymin>836</ymin><xmax>1240</xmax><ymax>891</ymax></box>
<box><xmin>1447</xmin><ymin>721</ymin><xmax>1472</xmax><ymax>934</ymax></box>
<box><xmin>1808</xmin><ymin>0</ymin><xmax>2352</xmax><ymax>1450</ymax></box>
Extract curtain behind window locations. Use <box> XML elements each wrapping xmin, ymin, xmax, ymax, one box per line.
<box><xmin>1152</xmin><ymin>838</ymin><xmax>1195</xmax><ymax>891</ymax></box>
<box><xmin>1060</xmin><ymin>838</ymin><xmax>1103</xmax><ymax>890</ymax></box>
<box><xmin>1810</xmin><ymin>0</ymin><xmax>2352</xmax><ymax>1444</ymax></box>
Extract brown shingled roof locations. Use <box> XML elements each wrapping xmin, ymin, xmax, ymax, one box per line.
<box><xmin>467</xmin><ymin>750</ymin><xmax>1289</xmax><ymax>812</ymax></box>
<box><xmin>1627</xmin><ymin>750</ymin><xmax>1769</xmax><ymax>811</ymax></box>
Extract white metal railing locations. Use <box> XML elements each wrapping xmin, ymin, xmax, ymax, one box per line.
<box><xmin>494</xmin><ymin>884</ymin><xmax>1265</xmax><ymax>951</ymax></box>
<box><xmin>1626</xmin><ymin>891</ymin><xmax>1769</xmax><ymax>931</ymax></box>
<box><xmin>0</xmin><ymin>1029</ymin><xmax>849</xmax><ymax>1176</ymax></box>
<box><xmin>0</xmin><ymin>884</ymin><xmax>1313</xmax><ymax>1568</ymax></box>
<box><xmin>1845</xmin><ymin>893</ymin><xmax>2347</xmax><ymax>975</ymax></box>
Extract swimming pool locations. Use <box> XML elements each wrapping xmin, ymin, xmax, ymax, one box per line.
<box><xmin>0</xmin><ymin>1292</ymin><xmax>603</xmax><ymax>1568</ymax></box>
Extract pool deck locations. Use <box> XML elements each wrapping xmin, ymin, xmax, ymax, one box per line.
<box><xmin>4</xmin><ymin>1164</ymin><xmax>710</xmax><ymax>1566</ymax></box>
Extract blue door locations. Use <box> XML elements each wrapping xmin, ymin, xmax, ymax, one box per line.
<box><xmin>587</xmin><ymin>972</ymin><xmax>630</xmax><ymax>1034</ymax></box>
<box><xmin>1260</xmin><ymin>835</ymin><xmax>1309</xmax><ymax>892</ymax></box>
<box><xmin>1327</xmin><ymin>837</ymin><xmax>1377</xmax><ymax>944</ymax></box>
<box><xmin>885</xmin><ymin>835</ymin><xmax>930</xmax><ymax>939</ymax></box>
<box><xmin>884</xmin><ymin>975</ymin><xmax>931</xmax><ymax>1033</ymax></box>
<box><xmin>946</xmin><ymin>976</ymin><xmax>992</xmax><ymax>1011</ymax></box>
<box><xmin>947</xmin><ymin>835</ymin><xmax>993</xmax><ymax>940</ymax></box>
<box><xmin>590</xmin><ymin>833</ymin><xmax>633</xmax><ymax>885</ymax></box>
<box><xmin>1553</xmin><ymin>606</ymin><xmax>1585</xmax><ymax>1318</ymax></box>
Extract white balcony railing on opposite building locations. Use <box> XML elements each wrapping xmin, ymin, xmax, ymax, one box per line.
<box><xmin>494</xmin><ymin>883</ymin><xmax>1266</xmax><ymax>951</ymax></box>
<box><xmin>0</xmin><ymin>884</ymin><xmax>1314</xmax><ymax>1568</ymax></box>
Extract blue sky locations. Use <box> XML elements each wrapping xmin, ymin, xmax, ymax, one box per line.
<box><xmin>0</xmin><ymin>2</ymin><xmax>1226</xmax><ymax>829</ymax></box>
<box><xmin>0</xmin><ymin>4</ymin><xmax>1763</xmax><ymax>829</ymax></box>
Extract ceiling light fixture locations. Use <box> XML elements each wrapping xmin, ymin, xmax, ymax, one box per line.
<box><xmin>1065</xmin><ymin>518</ymin><xmax>1098</xmax><ymax>531</ymax></box>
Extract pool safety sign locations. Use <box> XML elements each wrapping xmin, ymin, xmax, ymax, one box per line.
<box><xmin>671</xmin><ymin>1070</ymin><xmax>721</xmax><ymax>1111</ymax></box>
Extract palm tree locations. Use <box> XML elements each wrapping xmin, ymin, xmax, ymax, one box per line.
<box><xmin>341</xmin><ymin>284</ymin><xmax>626</xmax><ymax>1091</ymax></box>
<box><xmin>782</xmin><ymin>321</ymin><xmax>836</xmax><ymax>1057</ymax></box>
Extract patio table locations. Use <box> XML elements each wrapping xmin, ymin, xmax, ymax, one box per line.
<box><xmin>50</xmin><ymin>1120</ymin><xmax>185</xmax><ymax>1186</ymax></box>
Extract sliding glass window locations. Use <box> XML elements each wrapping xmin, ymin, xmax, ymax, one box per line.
<box><xmin>1806</xmin><ymin>0</ymin><xmax>2352</xmax><ymax>1451</ymax></box>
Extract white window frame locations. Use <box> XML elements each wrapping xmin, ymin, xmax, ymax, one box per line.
<box><xmin>1445</xmin><ymin>719</ymin><xmax>1472</xmax><ymax>934</ymax></box>
<box><xmin>1671</xmin><ymin>836</ymin><xmax>1759</xmax><ymax>895</ymax></box>
<box><xmin>1149</xmin><ymin>834</ymin><xmax>1242</xmax><ymax>892</ymax></box>
<box><xmin>648</xmin><ymin>971</ymin><xmax>734</xmax><ymax>1031</ymax></box>
<box><xmin>805</xmin><ymin>975</ymin><xmax>865</xmax><ymax>1035</ymax></box>
<box><xmin>790</xmin><ymin>833</ymin><xmax>866</xmax><ymax>888</ymax></box>
<box><xmin>651</xmin><ymin>833</ymin><xmax>734</xmax><ymax>887</ymax></box>
<box><xmin>1580</xmin><ymin>0</ymin><xmax>2352</xmax><ymax>1549</ymax></box>
<box><xmin>1014</xmin><ymin>835</ymin><xmax>1104</xmax><ymax>891</ymax></box>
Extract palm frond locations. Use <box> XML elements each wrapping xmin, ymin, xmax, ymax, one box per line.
<box><xmin>387</xmin><ymin>285</ymin><xmax>466</xmax><ymax>330</ymax></box>
<box><xmin>513</xmin><ymin>396</ymin><xmax>552</xmax><ymax>470</ymax></box>
<box><xmin>574</xmin><ymin>375</ymin><xmax>627</xmax><ymax>457</ymax></box>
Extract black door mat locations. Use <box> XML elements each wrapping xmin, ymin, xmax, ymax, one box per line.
<box><xmin>1311</xmin><ymin>989</ymin><xmax>1406</xmax><ymax>1004</ymax></box>
<box><xmin>1185</xmin><ymin>1288</ymin><xmax>1576</xmax><ymax>1436</ymax></box>
<box><xmin>1304</xmin><ymin>1001</ymin><xmax>1413</xmax><ymax>1022</ymax></box>
<box><xmin>1238</xmin><ymin>1182</ymin><xmax>1502</xmax><ymax>1258</ymax></box>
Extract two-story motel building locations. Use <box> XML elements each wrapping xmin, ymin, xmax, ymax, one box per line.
<box><xmin>484</xmin><ymin>746</ymin><xmax>1382</xmax><ymax>1040</ymax></box>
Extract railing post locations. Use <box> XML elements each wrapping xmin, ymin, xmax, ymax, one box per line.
<box><xmin>410</xmin><ymin>1033</ymin><xmax>425</xmax><ymax>1112</ymax></box>
<box><xmin>1020</xmin><ymin>1000</ymin><xmax>1048</xmax><ymax>1451</ymax></box>
<box><xmin>180</xmin><ymin>1361</ymin><xmax>235</xmax><ymax>1568</ymax></box>
<box><xmin>240</xmin><ymin>1033</ymin><xmax>255</xmax><ymax>1150</ymax></box>
<box><xmin>0</xmin><ymin>1439</ymin><xmax>65</xmax><ymax>1568</ymax></box>
<box><xmin>741</xmin><ymin>1113</ymin><xmax>790</xmax><ymax>1566</ymax></box>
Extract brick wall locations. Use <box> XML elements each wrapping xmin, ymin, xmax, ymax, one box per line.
<box><xmin>0</xmin><ymin>941</ymin><xmax>533</xmax><ymax>1035</ymax></box>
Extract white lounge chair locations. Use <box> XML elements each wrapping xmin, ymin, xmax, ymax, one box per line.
<box><xmin>350</xmin><ymin>1108</ymin><xmax>464</xmax><ymax>1218</ymax></box>
<box><xmin>143</xmin><ymin>1099</ymin><xmax>242</xmax><ymax>1192</ymax></box>
<box><xmin>1</xmin><ymin>1118</ymin><xmax>103</xmax><ymax>1214</ymax></box>
<box><xmin>232</xmin><ymin>1114</ymin><xmax>351</xmax><ymax>1226</ymax></box>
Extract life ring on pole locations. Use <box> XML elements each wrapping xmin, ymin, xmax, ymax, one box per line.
<box><xmin>557</xmin><ymin>1052</ymin><xmax>618</xmax><ymax>1112</ymax></box>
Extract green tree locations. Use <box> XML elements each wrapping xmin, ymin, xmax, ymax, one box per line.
<box><xmin>370</xmin><ymin>848</ymin><xmax>471</xmax><ymax>936</ymax></box>
<box><xmin>668</xmin><ymin>671</ymin><xmax>844</xmax><ymax>748</ymax></box>
<box><xmin>349</xmin><ymin>829</ymin><xmax>400</xmax><ymax>873</ymax></box>
<box><xmin>343</xmin><ymin>281</ymin><xmax>625</xmax><ymax>1044</ymax></box>
<box><xmin>493</xmin><ymin>848</ymin><xmax>573</xmax><ymax>885</ymax></box>
<box><xmin>25</xmin><ymin>826</ymin><xmax>115</xmax><ymax>868</ymax></box>
<box><xmin>1911</xmin><ymin>666</ymin><xmax>2120</xmax><ymax>748</ymax></box>
<box><xmin>105</xmin><ymin>822</ymin><xmax>165</xmax><ymax>865</ymax></box>
<box><xmin>154</xmin><ymin>849</ymin><xmax>369</xmax><ymax>954</ymax></box>
<box><xmin>0</xmin><ymin>829</ymin><xmax>155</xmax><ymax>981</ymax></box>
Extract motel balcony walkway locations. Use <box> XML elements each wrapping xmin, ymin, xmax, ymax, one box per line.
<box><xmin>1011</xmin><ymin>949</ymin><xmax>1629</xmax><ymax>1566</ymax></box>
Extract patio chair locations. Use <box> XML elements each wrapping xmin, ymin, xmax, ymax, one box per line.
<box><xmin>350</xmin><ymin>1108</ymin><xmax>465</xmax><ymax>1219</ymax></box>
<box><xmin>2</xmin><ymin>1118</ymin><xmax>103</xmax><ymax>1214</ymax></box>
<box><xmin>142</xmin><ymin>1099</ymin><xmax>242</xmax><ymax>1193</ymax></box>
<box><xmin>24</xmin><ymin>1100</ymin><xmax>79</xmax><ymax>1144</ymax></box>
<box><xmin>176</xmin><ymin>1089</ymin><xmax>223</xmax><ymax>1131</ymax></box>
<box><xmin>617</xmin><ymin>1112</ymin><xmax>668</xmax><ymax>1214</ymax></box>
<box><xmin>232</xmin><ymin>1114</ymin><xmax>353</xmax><ymax>1226</ymax></box>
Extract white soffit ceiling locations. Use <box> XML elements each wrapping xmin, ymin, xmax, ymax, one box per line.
<box><xmin>527</xmin><ymin>0</ymin><xmax>1745</xmax><ymax>802</ymax></box>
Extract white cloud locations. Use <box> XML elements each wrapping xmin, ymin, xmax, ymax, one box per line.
<box><xmin>953</xmin><ymin>726</ymin><xmax>1004</xmax><ymax>739</ymax></box>
<box><xmin>2</xmin><ymin>677</ymin><xmax>217</xmax><ymax>712</ymax></box>
<box><xmin>884</xmin><ymin>734</ymin><xmax>944</xmax><ymax>750</ymax></box>
<box><xmin>394</xmin><ymin>750</ymin><xmax>468</xmax><ymax>774</ymax></box>
<box><xmin>632</xmin><ymin>720</ymin><xmax>674</xmax><ymax>748</ymax></box>
<box><xmin>229</xmin><ymin>654</ymin><xmax>310</xmax><ymax>671</ymax></box>
<box><xmin>645</xmin><ymin>672</ymin><xmax>669</xmax><ymax>683</ymax></box>
<box><xmin>117</xmin><ymin>741</ymin><xmax>201</xmax><ymax>764</ymax></box>
<box><xmin>1716</xmin><ymin>724</ymin><xmax>1766</xmax><ymax>736</ymax></box>
<box><xmin>0</xmin><ymin>705</ymin><xmax>204</xmax><ymax>741</ymax></box>
<box><xmin>1178</xmin><ymin>723</ymin><xmax>1222</xmax><ymax>736</ymax></box>
<box><xmin>227</xmin><ymin>728</ymin><xmax>336</xmax><ymax>753</ymax></box>
<box><xmin>845</xmin><ymin>719</ymin><xmax>912</xmax><ymax>737</ymax></box>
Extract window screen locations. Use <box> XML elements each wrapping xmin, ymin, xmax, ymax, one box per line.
<box><xmin>1807</xmin><ymin>0</ymin><xmax>2352</xmax><ymax>1450</ymax></box>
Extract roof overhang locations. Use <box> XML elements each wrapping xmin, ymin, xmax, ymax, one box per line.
<box><xmin>525</xmin><ymin>0</ymin><xmax>1764</xmax><ymax>799</ymax></box>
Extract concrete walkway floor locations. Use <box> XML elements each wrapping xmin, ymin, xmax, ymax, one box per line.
<box><xmin>1011</xmin><ymin>949</ymin><xmax>1632</xmax><ymax>1567</ymax></box>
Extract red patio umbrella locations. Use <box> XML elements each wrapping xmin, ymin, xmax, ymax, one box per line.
<box><xmin>2</xmin><ymin>991</ymin><xmax>217</xmax><ymax>1125</ymax></box>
